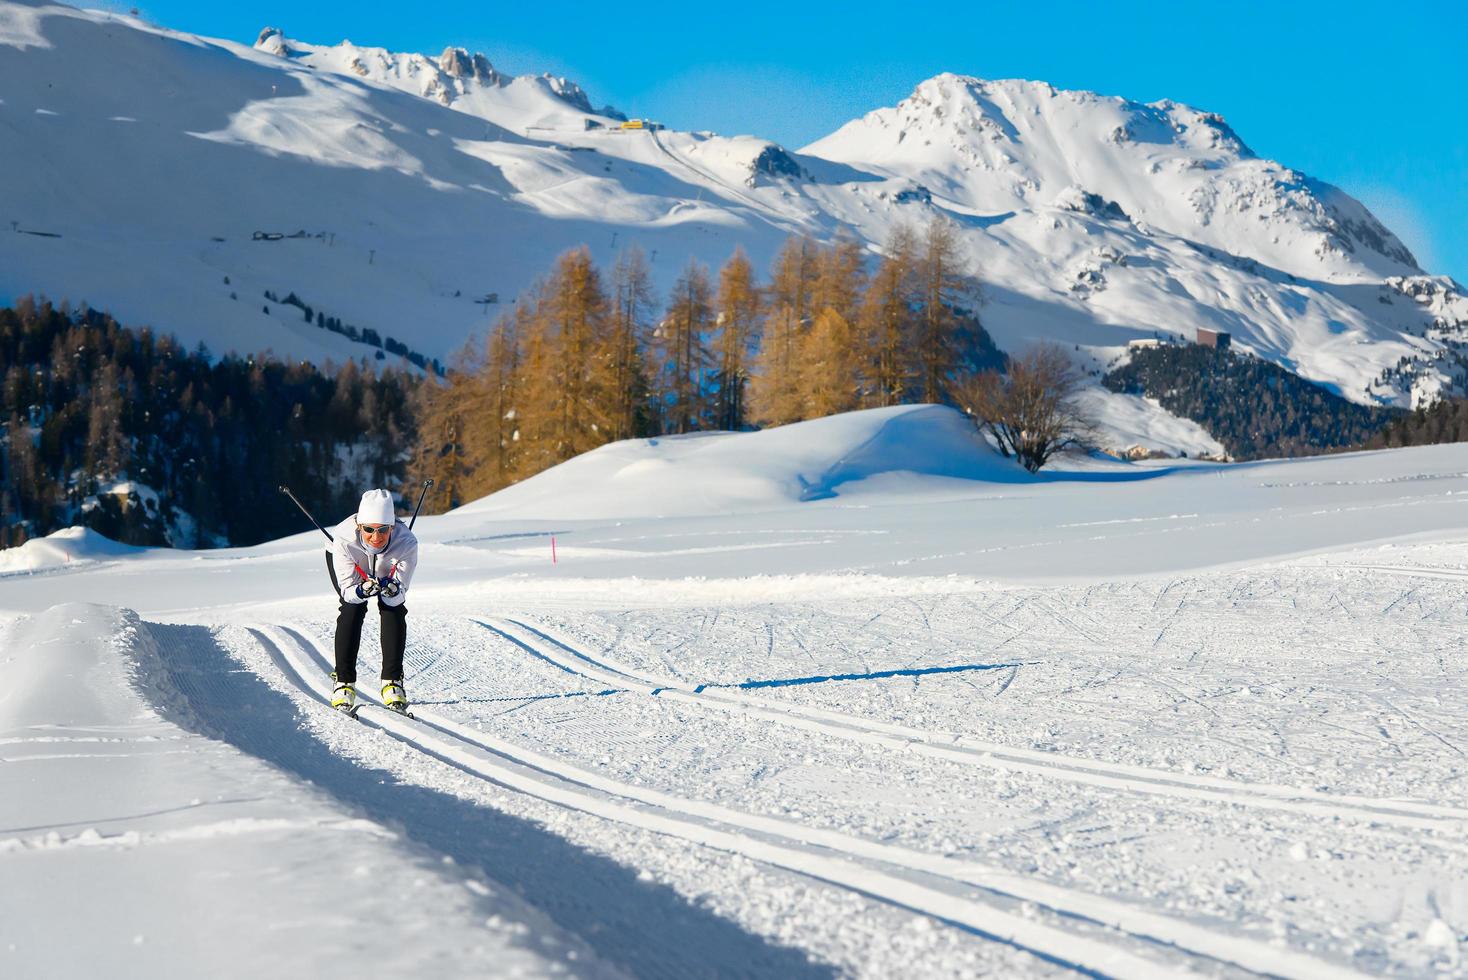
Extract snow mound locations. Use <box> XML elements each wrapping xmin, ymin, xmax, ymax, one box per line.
<box><xmin>457</xmin><ymin>404</ymin><xmax>1031</xmax><ymax>520</ymax></box>
<box><xmin>0</xmin><ymin>526</ymin><xmax>142</xmax><ymax>573</ymax></box>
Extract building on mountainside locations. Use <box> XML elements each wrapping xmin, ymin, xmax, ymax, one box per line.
<box><xmin>1127</xmin><ymin>338</ymin><xmax>1163</xmax><ymax>350</ymax></box>
<box><xmin>1196</xmin><ymin>328</ymin><xmax>1231</xmax><ymax>350</ymax></box>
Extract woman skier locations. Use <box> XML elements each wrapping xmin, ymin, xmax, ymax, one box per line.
<box><xmin>325</xmin><ymin>488</ymin><xmax>419</xmax><ymax>713</ymax></box>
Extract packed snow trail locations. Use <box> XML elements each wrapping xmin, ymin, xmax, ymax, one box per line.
<box><xmin>256</xmin><ymin>621</ymin><xmax>1375</xmax><ymax>979</ymax></box>
<box><xmin>0</xmin><ymin>606</ymin><xmax>598</xmax><ymax>979</ymax></box>
<box><xmin>142</xmin><ymin>618</ymin><xmax>829</xmax><ymax>980</ymax></box>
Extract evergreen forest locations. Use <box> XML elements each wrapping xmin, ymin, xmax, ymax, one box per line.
<box><xmin>0</xmin><ymin>298</ymin><xmax>416</xmax><ymax>549</ymax></box>
<box><xmin>1103</xmin><ymin>345</ymin><xmax>1401</xmax><ymax>459</ymax></box>
<box><xmin>1365</xmin><ymin>397</ymin><xmax>1468</xmax><ymax>451</ymax></box>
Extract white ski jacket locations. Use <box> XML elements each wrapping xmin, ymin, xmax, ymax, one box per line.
<box><xmin>326</xmin><ymin>516</ymin><xmax>418</xmax><ymax>606</ymax></box>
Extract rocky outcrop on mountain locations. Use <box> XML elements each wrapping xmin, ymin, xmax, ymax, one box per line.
<box><xmin>254</xmin><ymin>27</ymin><xmax>289</xmax><ymax>56</ymax></box>
<box><xmin>252</xmin><ymin>29</ymin><xmax>615</xmax><ymax>118</ymax></box>
<box><xmin>438</xmin><ymin>46</ymin><xmax>497</xmax><ymax>84</ymax></box>
<box><xmin>748</xmin><ymin>144</ymin><xmax>805</xmax><ymax>184</ymax></box>
<box><xmin>1053</xmin><ymin>187</ymin><xmax>1129</xmax><ymax>223</ymax></box>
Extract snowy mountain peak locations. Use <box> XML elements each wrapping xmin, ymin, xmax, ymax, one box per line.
<box><xmin>895</xmin><ymin>74</ymin><xmax>1254</xmax><ymax>160</ymax></box>
<box><xmin>806</xmin><ymin>73</ymin><xmax>1419</xmax><ymax>282</ymax></box>
<box><xmin>536</xmin><ymin>74</ymin><xmax>599</xmax><ymax>116</ymax></box>
<box><xmin>250</xmin><ymin>28</ymin><xmax>609</xmax><ymax>117</ymax></box>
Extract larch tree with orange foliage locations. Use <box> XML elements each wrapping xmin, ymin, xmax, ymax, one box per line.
<box><xmin>713</xmin><ymin>247</ymin><xmax>761</xmax><ymax>431</ymax></box>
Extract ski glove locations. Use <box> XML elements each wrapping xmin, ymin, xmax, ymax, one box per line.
<box><xmin>355</xmin><ymin>579</ymin><xmax>381</xmax><ymax>600</ymax></box>
<box><xmin>378</xmin><ymin>576</ymin><xmax>401</xmax><ymax>598</ymax></box>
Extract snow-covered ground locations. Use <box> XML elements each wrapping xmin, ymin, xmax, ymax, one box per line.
<box><xmin>4</xmin><ymin>404</ymin><xmax>1468</xmax><ymax>977</ymax></box>
<box><xmin>4</xmin><ymin>0</ymin><xmax>1468</xmax><ymax>435</ymax></box>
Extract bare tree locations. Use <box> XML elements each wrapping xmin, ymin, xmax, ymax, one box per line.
<box><xmin>949</xmin><ymin>344</ymin><xmax>1093</xmax><ymax>472</ymax></box>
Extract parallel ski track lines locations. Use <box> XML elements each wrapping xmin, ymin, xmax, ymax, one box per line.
<box><xmin>259</xmin><ymin>622</ymin><xmax>1371</xmax><ymax>980</ymax></box>
<box><xmin>646</xmin><ymin>129</ymin><xmax>772</xmax><ymax>216</ymax></box>
<box><xmin>484</xmin><ymin>617</ymin><xmax>1468</xmax><ymax>834</ymax></box>
<box><xmin>1328</xmin><ymin>563</ymin><xmax>1468</xmax><ymax>583</ymax></box>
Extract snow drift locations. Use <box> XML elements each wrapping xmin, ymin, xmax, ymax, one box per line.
<box><xmin>455</xmin><ymin>405</ymin><xmax>1033</xmax><ymax>521</ymax></box>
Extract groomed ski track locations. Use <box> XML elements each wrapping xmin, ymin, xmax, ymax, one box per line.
<box><xmin>644</xmin><ymin>129</ymin><xmax>776</xmax><ymax>218</ymax></box>
<box><xmin>478</xmin><ymin>618</ymin><xmax>1468</xmax><ymax>833</ymax></box>
<box><xmin>252</xmin><ymin>621</ymin><xmax>1373</xmax><ymax>979</ymax></box>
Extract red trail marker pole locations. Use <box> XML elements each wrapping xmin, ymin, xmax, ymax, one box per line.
<box><xmin>551</xmin><ymin>535</ymin><xmax>557</xmax><ymax>564</ymax></box>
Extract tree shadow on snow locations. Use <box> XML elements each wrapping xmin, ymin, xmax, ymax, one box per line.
<box><xmin>138</xmin><ymin>623</ymin><xmax>834</xmax><ymax>980</ymax></box>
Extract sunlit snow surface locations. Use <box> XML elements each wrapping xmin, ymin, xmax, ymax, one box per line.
<box><xmin>3</xmin><ymin>0</ymin><xmax>1468</xmax><ymax>440</ymax></box>
<box><xmin>4</xmin><ymin>405</ymin><xmax>1468</xmax><ymax>977</ymax></box>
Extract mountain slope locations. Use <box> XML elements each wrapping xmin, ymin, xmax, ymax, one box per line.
<box><xmin>2</xmin><ymin>1</ymin><xmax>1466</xmax><ymax>437</ymax></box>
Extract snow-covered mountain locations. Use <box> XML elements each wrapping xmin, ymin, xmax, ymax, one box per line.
<box><xmin>3</xmin><ymin>0</ymin><xmax>1466</xmax><ymax>442</ymax></box>
<box><xmin>808</xmin><ymin>74</ymin><xmax>1418</xmax><ymax>281</ymax></box>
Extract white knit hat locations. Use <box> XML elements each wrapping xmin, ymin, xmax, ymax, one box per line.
<box><xmin>356</xmin><ymin>489</ymin><xmax>395</xmax><ymax>525</ymax></box>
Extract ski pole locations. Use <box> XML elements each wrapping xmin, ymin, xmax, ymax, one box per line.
<box><xmin>280</xmin><ymin>484</ymin><xmax>334</xmax><ymax>543</ymax></box>
<box><xmin>279</xmin><ymin>484</ymin><xmax>370</xmax><ymax>581</ymax></box>
<box><xmin>408</xmin><ymin>478</ymin><xmax>433</xmax><ymax>530</ymax></box>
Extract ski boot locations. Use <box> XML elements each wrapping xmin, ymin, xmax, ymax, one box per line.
<box><xmin>331</xmin><ymin>682</ymin><xmax>357</xmax><ymax>714</ymax></box>
<box><xmin>381</xmin><ymin>679</ymin><xmax>410</xmax><ymax>715</ymax></box>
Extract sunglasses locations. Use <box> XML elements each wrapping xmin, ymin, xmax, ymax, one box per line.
<box><xmin>359</xmin><ymin>524</ymin><xmax>393</xmax><ymax>535</ymax></box>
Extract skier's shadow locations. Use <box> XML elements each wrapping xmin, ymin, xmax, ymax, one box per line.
<box><xmin>141</xmin><ymin>624</ymin><xmax>834</xmax><ymax>980</ymax></box>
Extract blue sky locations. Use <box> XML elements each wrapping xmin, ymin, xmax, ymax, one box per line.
<box><xmin>130</xmin><ymin>1</ymin><xmax>1466</xmax><ymax>284</ymax></box>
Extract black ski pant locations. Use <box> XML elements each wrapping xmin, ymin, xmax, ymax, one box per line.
<box><xmin>334</xmin><ymin>598</ymin><xmax>406</xmax><ymax>685</ymax></box>
<box><xmin>326</xmin><ymin>554</ymin><xmax>407</xmax><ymax>685</ymax></box>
